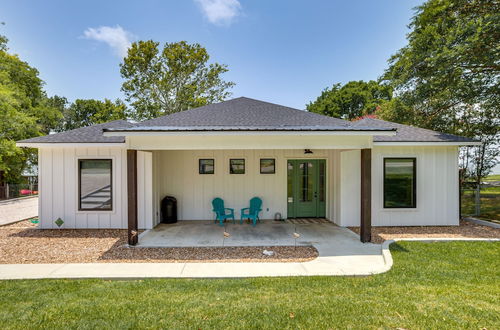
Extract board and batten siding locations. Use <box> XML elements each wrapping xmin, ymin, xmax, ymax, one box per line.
<box><xmin>335</xmin><ymin>145</ymin><xmax>460</xmax><ymax>226</ymax></box>
<box><xmin>38</xmin><ymin>147</ymin><xmax>128</xmax><ymax>229</ymax></box>
<box><xmin>36</xmin><ymin>144</ymin><xmax>459</xmax><ymax>229</ymax></box>
<box><xmin>153</xmin><ymin>149</ymin><xmax>340</xmax><ymax>222</ymax></box>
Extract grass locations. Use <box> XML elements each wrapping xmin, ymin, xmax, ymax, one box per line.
<box><xmin>0</xmin><ymin>242</ymin><xmax>499</xmax><ymax>329</ymax></box>
<box><xmin>484</xmin><ymin>174</ymin><xmax>500</xmax><ymax>182</ymax></box>
<box><xmin>462</xmin><ymin>185</ymin><xmax>500</xmax><ymax>221</ymax></box>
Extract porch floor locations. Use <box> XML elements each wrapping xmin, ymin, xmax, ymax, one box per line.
<box><xmin>138</xmin><ymin>220</ymin><xmax>383</xmax><ymax>257</ymax></box>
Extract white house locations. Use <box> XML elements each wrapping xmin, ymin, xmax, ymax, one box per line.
<box><xmin>17</xmin><ymin>97</ymin><xmax>479</xmax><ymax>244</ymax></box>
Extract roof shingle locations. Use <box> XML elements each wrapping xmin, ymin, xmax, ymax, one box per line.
<box><xmin>17</xmin><ymin>120</ymin><xmax>133</xmax><ymax>144</ymax></box>
<box><xmin>16</xmin><ymin>97</ymin><xmax>477</xmax><ymax>144</ymax></box>
<box><xmin>353</xmin><ymin>118</ymin><xmax>477</xmax><ymax>143</ymax></box>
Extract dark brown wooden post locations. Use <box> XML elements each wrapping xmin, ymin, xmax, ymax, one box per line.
<box><xmin>127</xmin><ymin>150</ymin><xmax>138</xmax><ymax>246</ymax></box>
<box><xmin>360</xmin><ymin>148</ymin><xmax>372</xmax><ymax>243</ymax></box>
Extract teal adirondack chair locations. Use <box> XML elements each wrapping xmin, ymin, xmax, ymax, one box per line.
<box><xmin>212</xmin><ymin>198</ymin><xmax>235</xmax><ymax>226</ymax></box>
<box><xmin>240</xmin><ymin>197</ymin><xmax>262</xmax><ymax>226</ymax></box>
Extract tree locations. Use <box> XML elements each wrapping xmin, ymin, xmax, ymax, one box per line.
<box><xmin>56</xmin><ymin>98</ymin><xmax>128</xmax><ymax>132</ymax></box>
<box><xmin>307</xmin><ymin>80</ymin><xmax>392</xmax><ymax>120</ymax></box>
<box><xmin>0</xmin><ymin>34</ymin><xmax>62</xmax><ymax>183</ymax></box>
<box><xmin>120</xmin><ymin>40</ymin><xmax>234</xmax><ymax>120</ymax></box>
<box><xmin>381</xmin><ymin>0</ymin><xmax>500</xmax><ymax>182</ymax></box>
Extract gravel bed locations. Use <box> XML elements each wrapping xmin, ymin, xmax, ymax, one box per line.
<box><xmin>0</xmin><ymin>220</ymin><xmax>318</xmax><ymax>264</ymax></box>
<box><xmin>349</xmin><ymin>220</ymin><xmax>500</xmax><ymax>244</ymax></box>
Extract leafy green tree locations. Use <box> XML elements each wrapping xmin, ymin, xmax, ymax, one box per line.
<box><xmin>307</xmin><ymin>80</ymin><xmax>392</xmax><ymax>120</ymax></box>
<box><xmin>57</xmin><ymin>98</ymin><xmax>128</xmax><ymax>131</ymax></box>
<box><xmin>0</xmin><ymin>35</ymin><xmax>62</xmax><ymax>183</ymax></box>
<box><xmin>381</xmin><ymin>0</ymin><xmax>500</xmax><ymax>182</ymax></box>
<box><xmin>120</xmin><ymin>40</ymin><xmax>234</xmax><ymax>120</ymax></box>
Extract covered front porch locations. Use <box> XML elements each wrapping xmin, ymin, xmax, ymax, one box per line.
<box><xmin>126</xmin><ymin>147</ymin><xmax>373</xmax><ymax>246</ymax></box>
<box><xmin>111</xmin><ymin>124</ymin><xmax>384</xmax><ymax>246</ymax></box>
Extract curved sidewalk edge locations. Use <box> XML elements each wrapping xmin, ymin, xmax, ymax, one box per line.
<box><xmin>0</xmin><ymin>238</ymin><xmax>498</xmax><ymax>280</ymax></box>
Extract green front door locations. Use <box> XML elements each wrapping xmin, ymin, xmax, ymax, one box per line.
<box><xmin>287</xmin><ymin>159</ymin><xmax>326</xmax><ymax>218</ymax></box>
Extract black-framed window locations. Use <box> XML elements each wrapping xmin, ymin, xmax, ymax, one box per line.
<box><xmin>229</xmin><ymin>159</ymin><xmax>245</xmax><ymax>174</ymax></box>
<box><xmin>260</xmin><ymin>158</ymin><xmax>275</xmax><ymax>174</ymax></box>
<box><xmin>383</xmin><ymin>158</ymin><xmax>416</xmax><ymax>208</ymax></box>
<box><xmin>199</xmin><ymin>159</ymin><xmax>215</xmax><ymax>174</ymax></box>
<box><xmin>79</xmin><ymin>159</ymin><xmax>112</xmax><ymax>211</ymax></box>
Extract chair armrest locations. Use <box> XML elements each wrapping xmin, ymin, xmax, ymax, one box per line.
<box><xmin>240</xmin><ymin>207</ymin><xmax>250</xmax><ymax>212</ymax></box>
<box><xmin>225</xmin><ymin>208</ymin><xmax>234</xmax><ymax>212</ymax></box>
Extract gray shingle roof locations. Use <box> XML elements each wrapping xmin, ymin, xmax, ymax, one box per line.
<box><xmin>353</xmin><ymin>118</ymin><xmax>477</xmax><ymax>143</ymax></box>
<box><xmin>137</xmin><ymin>97</ymin><xmax>353</xmax><ymax>128</ymax></box>
<box><xmin>16</xmin><ymin>97</ymin><xmax>476</xmax><ymax>144</ymax></box>
<box><xmin>17</xmin><ymin>120</ymin><xmax>133</xmax><ymax>144</ymax></box>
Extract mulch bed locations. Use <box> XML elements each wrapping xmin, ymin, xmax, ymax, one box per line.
<box><xmin>349</xmin><ymin>220</ymin><xmax>500</xmax><ymax>244</ymax></box>
<box><xmin>0</xmin><ymin>220</ymin><xmax>318</xmax><ymax>264</ymax></box>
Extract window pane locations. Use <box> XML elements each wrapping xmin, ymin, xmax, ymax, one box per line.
<box><xmin>299</xmin><ymin>162</ymin><xmax>313</xmax><ymax>202</ymax></box>
<box><xmin>319</xmin><ymin>161</ymin><xmax>325</xmax><ymax>202</ymax></box>
<box><xmin>384</xmin><ymin>158</ymin><xmax>416</xmax><ymax>208</ymax></box>
<box><xmin>80</xmin><ymin>159</ymin><xmax>112</xmax><ymax>210</ymax></box>
<box><xmin>230</xmin><ymin>159</ymin><xmax>245</xmax><ymax>174</ymax></box>
<box><xmin>287</xmin><ymin>161</ymin><xmax>293</xmax><ymax>201</ymax></box>
<box><xmin>260</xmin><ymin>159</ymin><xmax>275</xmax><ymax>174</ymax></box>
<box><xmin>199</xmin><ymin>159</ymin><xmax>214</xmax><ymax>174</ymax></box>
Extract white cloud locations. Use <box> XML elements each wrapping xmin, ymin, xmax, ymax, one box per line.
<box><xmin>83</xmin><ymin>25</ymin><xmax>134</xmax><ymax>58</ymax></box>
<box><xmin>195</xmin><ymin>0</ymin><xmax>242</xmax><ymax>26</ymax></box>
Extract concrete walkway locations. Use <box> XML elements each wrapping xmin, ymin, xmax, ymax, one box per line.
<box><xmin>0</xmin><ymin>221</ymin><xmax>390</xmax><ymax>279</ymax></box>
<box><xmin>0</xmin><ymin>196</ymin><xmax>38</xmax><ymax>226</ymax></box>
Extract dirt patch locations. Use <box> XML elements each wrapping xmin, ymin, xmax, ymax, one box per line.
<box><xmin>349</xmin><ymin>220</ymin><xmax>500</xmax><ymax>244</ymax></box>
<box><xmin>0</xmin><ymin>220</ymin><xmax>318</xmax><ymax>264</ymax></box>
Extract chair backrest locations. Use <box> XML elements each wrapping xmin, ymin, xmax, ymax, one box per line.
<box><xmin>212</xmin><ymin>198</ymin><xmax>224</xmax><ymax>214</ymax></box>
<box><xmin>249</xmin><ymin>197</ymin><xmax>262</xmax><ymax>214</ymax></box>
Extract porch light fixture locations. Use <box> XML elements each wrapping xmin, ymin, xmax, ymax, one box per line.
<box><xmin>304</xmin><ymin>149</ymin><xmax>313</xmax><ymax>154</ymax></box>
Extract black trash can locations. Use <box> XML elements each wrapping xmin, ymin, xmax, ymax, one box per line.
<box><xmin>161</xmin><ymin>196</ymin><xmax>177</xmax><ymax>224</ymax></box>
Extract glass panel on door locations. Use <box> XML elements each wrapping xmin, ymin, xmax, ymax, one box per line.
<box><xmin>299</xmin><ymin>162</ymin><xmax>314</xmax><ymax>202</ymax></box>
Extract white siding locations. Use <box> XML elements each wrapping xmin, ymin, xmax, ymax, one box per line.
<box><xmin>36</xmin><ymin>144</ymin><xmax>459</xmax><ymax>229</ymax></box>
<box><xmin>337</xmin><ymin>150</ymin><xmax>361</xmax><ymax>226</ymax></box>
<box><xmin>371</xmin><ymin>146</ymin><xmax>459</xmax><ymax>226</ymax></box>
<box><xmin>154</xmin><ymin>149</ymin><xmax>338</xmax><ymax>221</ymax></box>
<box><xmin>38</xmin><ymin>147</ymin><xmax>128</xmax><ymax>229</ymax></box>
<box><xmin>137</xmin><ymin>151</ymin><xmax>153</xmax><ymax>229</ymax></box>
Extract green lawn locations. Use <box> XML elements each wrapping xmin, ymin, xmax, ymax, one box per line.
<box><xmin>0</xmin><ymin>242</ymin><xmax>499</xmax><ymax>329</ymax></box>
<box><xmin>462</xmin><ymin>185</ymin><xmax>500</xmax><ymax>221</ymax></box>
<box><xmin>484</xmin><ymin>174</ymin><xmax>500</xmax><ymax>182</ymax></box>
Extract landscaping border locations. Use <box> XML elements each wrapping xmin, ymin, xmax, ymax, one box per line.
<box><xmin>463</xmin><ymin>217</ymin><xmax>500</xmax><ymax>229</ymax></box>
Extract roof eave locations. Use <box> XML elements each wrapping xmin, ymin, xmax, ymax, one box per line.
<box><xmin>374</xmin><ymin>141</ymin><xmax>481</xmax><ymax>146</ymax></box>
<box><xmin>16</xmin><ymin>142</ymin><xmax>127</xmax><ymax>148</ymax></box>
<box><xmin>103</xmin><ymin>128</ymin><xmax>397</xmax><ymax>137</ymax></box>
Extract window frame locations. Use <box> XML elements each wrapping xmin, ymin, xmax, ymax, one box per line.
<box><xmin>198</xmin><ymin>158</ymin><xmax>215</xmax><ymax>175</ymax></box>
<box><xmin>229</xmin><ymin>158</ymin><xmax>245</xmax><ymax>174</ymax></box>
<box><xmin>383</xmin><ymin>157</ymin><xmax>417</xmax><ymax>209</ymax></box>
<box><xmin>78</xmin><ymin>159</ymin><xmax>113</xmax><ymax>211</ymax></box>
<box><xmin>260</xmin><ymin>158</ymin><xmax>276</xmax><ymax>174</ymax></box>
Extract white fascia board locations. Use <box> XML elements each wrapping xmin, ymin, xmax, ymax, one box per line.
<box><xmin>103</xmin><ymin>130</ymin><xmax>397</xmax><ymax>137</ymax></box>
<box><xmin>16</xmin><ymin>142</ymin><xmax>127</xmax><ymax>148</ymax></box>
<box><xmin>374</xmin><ymin>141</ymin><xmax>482</xmax><ymax>146</ymax></box>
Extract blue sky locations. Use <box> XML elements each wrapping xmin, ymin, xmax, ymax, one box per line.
<box><xmin>2</xmin><ymin>0</ymin><xmax>423</xmax><ymax>109</ymax></box>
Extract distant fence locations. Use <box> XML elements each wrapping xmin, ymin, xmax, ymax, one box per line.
<box><xmin>0</xmin><ymin>184</ymin><xmax>39</xmax><ymax>200</ymax></box>
<box><xmin>461</xmin><ymin>186</ymin><xmax>481</xmax><ymax>217</ymax></box>
<box><xmin>460</xmin><ymin>182</ymin><xmax>499</xmax><ymax>220</ymax></box>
